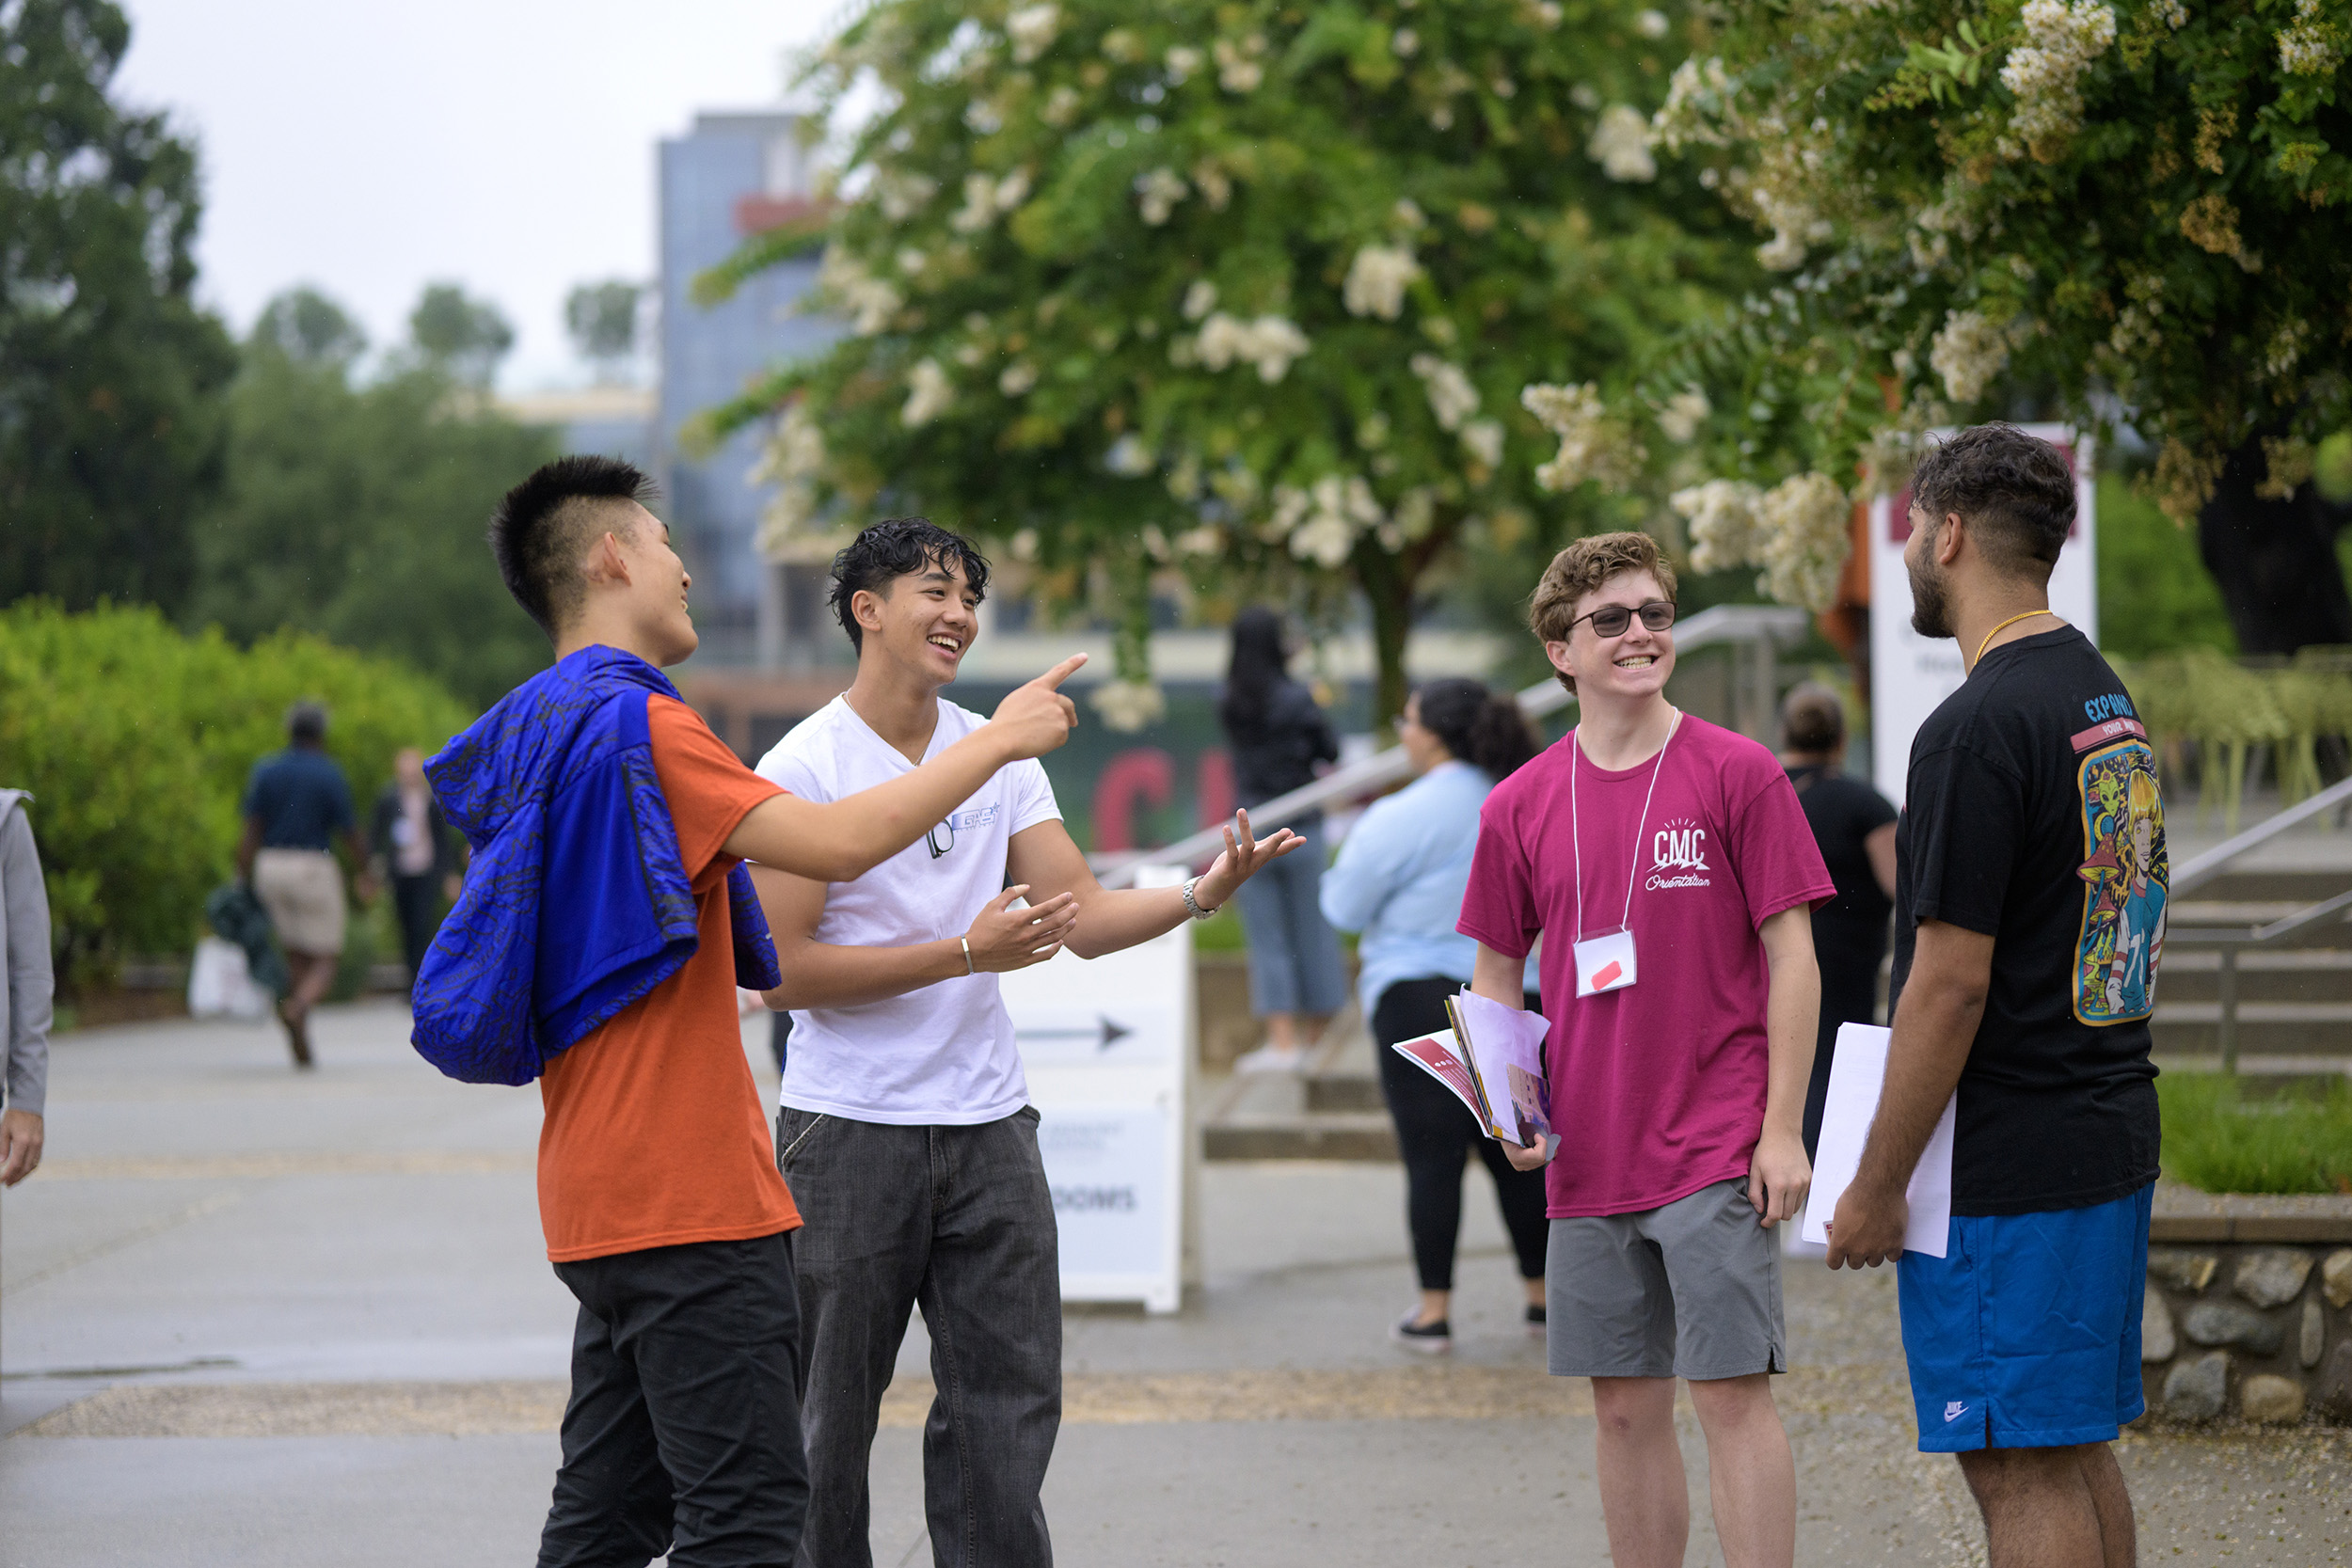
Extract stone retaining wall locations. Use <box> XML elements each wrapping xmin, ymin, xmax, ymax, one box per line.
<box><xmin>2142</xmin><ymin>1195</ymin><xmax>2352</xmax><ymax>1425</ymax></box>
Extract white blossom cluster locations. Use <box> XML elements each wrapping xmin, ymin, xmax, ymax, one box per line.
<box><xmin>1215</xmin><ymin>35</ymin><xmax>1267</xmax><ymax>92</ymax></box>
<box><xmin>901</xmin><ymin>358</ymin><xmax>952</xmax><ymax>427</ymax></box>
<box><xmin>1410</xmin><ymin>354</ymin><xmax>1480</xmax><ymax>430</ymax></box>
<box><xmin>998</xmin><ymin>360</ymin><xmax>1039</xmax><ymax>396</ymax></box>
<box><xmin>2279</xmin><ymin>0</ymin><xmax>2345</xmax><ymax>74</ymax></box>
<box><xmin>1655</xmin><ymin>387</ymin><xmax>1711</xmax><ymax>443</ymax></box>
<box><xmin>1997</xmin><ymin>1</ymin><xmax>2117</xmax><ymax>163</ymax></box>
<box><xmin>1672</xmin><ymin>472</ymin><xmax>1851</xmax><ymax>610</ymax></box>
<box><xmin>1343</xmin><ymin>245</ymin><xmax>1421</xmax><ymax>320</ymax></box>
<box><xmin>1929</xmin><ymin>309</ymin><xmax>2014</xmax><ymax>404</ymax></box>
<box><xmin>818</xmin><ymin>248</ymin><xmax>902</xmax><ymax>336</ymax></box>
<box><xmin>1460</xmin><ymin>420</ymin><xmax>1504</xmax><ymax>468</ymax></box>
<box><xmin>869</xmin><ymin>170</ymin><xmax>939</xmax><ymax>221</ymax></box>
<box><xmin>1005</xmin><ymin>4</ymin><xmax>1059</xmax><ymax>64</ymax></box>
<box><xmin>1183</xmin><ymin>280</ymin><xmax>1218</xmax><ymax>321</ymax></box>
<box><xmin>1104</xmin><ymin>434</ymin><xmax>1154</xmax><ymax>476</ymax></box>
<box><xmin>1755</xmin><ymin>472</ymin><xmax>1852</xmax><ymax>610</ymax></box>
<box><xmin>1166</xmin><ymin>45</ymin><xmax>1205</xmax><ymax>82</ymax></box>
<box><xmin>1270</xmin><ymin>475</ymin><xmax>1383</xmax><ymax>568</ymax></box>
<box><xmin>1672</xmin><ymin>479</ymin><xmax>1763</xmax><ymax>572</ymax></box>
<box><xmin>2265</xmin><ymin>317</ymin><xmax>2313</xmax><ymax>382</ymax></box>
<box><xmin>750</xmin><ymin>402</ymin><xmax>824</xmax><ymax>558</ymax></box>
<box><xmin>1135</xmin><ymin>167</ymin><xmax>1188</xmax><ymax>225</ymax></box>
<box><xmin>1588</xmin><ymin>105</ymin><xmax>1659</xmax><ymax>182</ymax></box>
<box><xmin>1522</xmin><ymin>383</ymin><xmax>1645</xmax><ymax>492</ymax></box>
<box><xmin>1090</xmin><ymin>679</ymin><xmax>1168</xmax><ymax>733</ymax></box>
<box><xmin>1636</xmin><ymin>9</ymin><xmax>1671</xmax><ymax>40</ymax></box>
<box><xmin>950</xmin><ymin>168</ymin><xmax>1031</xmax><ymax>232</ymax></box>
<box><xmin>1653</xmin><ymin>56</ymin><xmax>1733</xmax><ymax>152</ymax></box>
<box><xmin>1190</xmin><ymin>313</ymin><xmax>1310</xmax><ymax>382</ymax></box>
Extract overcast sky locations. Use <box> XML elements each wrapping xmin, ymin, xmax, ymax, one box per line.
<box><xmin>117</xmin><ymin>0</ymin><xmax>840</xmax><ymax>390</ymax></box>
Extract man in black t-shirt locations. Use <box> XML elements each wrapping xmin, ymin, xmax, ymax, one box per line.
<box><xmin>1827</xmin><ymin>424</ymin><xmax>2163</xmax><ymax>1568</ymax></box>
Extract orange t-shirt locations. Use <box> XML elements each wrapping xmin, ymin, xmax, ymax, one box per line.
<box><xmin>536</xmin><ymin>695</ymin><xmax>800</xmax><ymax>1261</ymax></box>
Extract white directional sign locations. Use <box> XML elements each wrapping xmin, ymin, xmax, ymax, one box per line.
<box><xmin>998</xmin><ymin>866</ymin><xmax>1191</xmax><ymax>1312</ymax></box>
<box><xmin>1869</xmin><ymin>422</ymin><xmax>2098</xmax><ymax>806</ymax></box>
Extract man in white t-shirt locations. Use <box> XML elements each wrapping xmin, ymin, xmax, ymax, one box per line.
<box><xmin>753</xmin><ymin>517</ymin><xmax>1300</xmax><ymax>1568</ymax></box>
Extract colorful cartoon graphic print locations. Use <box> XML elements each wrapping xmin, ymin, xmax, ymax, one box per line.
<box><xmin>2074</xmin><ymin>741</ymin><xmax>2168</xmax><ymax>1024</ymax></box>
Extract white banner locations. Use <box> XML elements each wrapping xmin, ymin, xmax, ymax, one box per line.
<box><xmin>998</xmin><ymin>866</ymin><xmax>1191</xmax><ymax>1312</ymax></box>
<box><xmin>1869</xmin><ymin>423</ymin><xmax>2098</xmax><ymax>806</ymax></box>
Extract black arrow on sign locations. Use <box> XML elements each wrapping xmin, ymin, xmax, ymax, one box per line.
<box><xmin>1013</xmin><ymin>1016</ymin><xmax>1135</xmax><ymax>1052</ymax></box>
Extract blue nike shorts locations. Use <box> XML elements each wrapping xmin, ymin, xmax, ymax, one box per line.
<box><xmin>1896</xmin><ymin>1182</ymin><xmax>2152</xmax><ymax>1452</ymax></box>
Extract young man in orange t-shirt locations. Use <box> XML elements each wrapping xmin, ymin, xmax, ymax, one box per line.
<box><xmin>465</xmin><ymin>458</ymin><xmax>1085</xmax><ymax>1568</ymax></box>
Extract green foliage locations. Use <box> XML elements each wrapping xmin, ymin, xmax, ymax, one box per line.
<box><xmin>2157</xmin><ymin>1071</ymin><xmax>2352</xmax><ymax>1196</ymax></box>
<box><xmin>0</xmin><ymin>603</ymin><xmax>471</xmax><ymax>982</ymax></box>
<box><xmin>707</xmin><ymin>0</ymin><xmax>1756</xmax><ymax>722</ymax></box>
<box><xmin>408</xmin><ymin>282</ymin><xmax>516</xmax><ymax>387</ymax></box>
<box><xmin>189</xmin><ymin>293</ymin><xmax>562</xmax><ymax>711</ymax></box>
<box><xmin>1631</xmin><ymin>2</ymin><xmax>2352</xmax><ymax>525</ymax></box>
<box><xmin>564</xmin><ymin>280</ymin><xmax>643</xmax><ymax>372</ymax></box>
<box><xmin>254</xmin><ymin>286</ymin><xmax>368</xmax><ymax>367</ymax></box>
<box><xmin>2093</xmin><ymin>473</ymin><xmax>2236</xmax><ymax>658</ymax></box>
<box><xmin>0</xmin><ymin>0</ymin><xmax>239</xmax><ymax>617</ymax></box>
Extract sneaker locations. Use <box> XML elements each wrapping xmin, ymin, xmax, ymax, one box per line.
<box><xmin>1525</xmin><ymin>1303</ymin><xmax>1547</xmax><ymax>1340</ymax></box>
<box><xmin>1391</xmin><ymin>1312</ymin><xmax>1452</xmax><ymax>1354</ymax></box>
<box><xmin>1233</xmin><ymin>1043</ymin><xmax>1307</xmax><ymax>1075</ymax></box>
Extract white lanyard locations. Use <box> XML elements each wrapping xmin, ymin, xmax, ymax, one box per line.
<box><xmin>1568</xmin><ymin>707</ymin><xmax>1681</xmax><ymax>942</ymax></box>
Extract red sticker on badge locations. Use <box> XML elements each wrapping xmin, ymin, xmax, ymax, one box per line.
<box><xmin>1590</xmin><ymin>960</ymin><xmax>1622</xmax><ymax>990</ymax></box>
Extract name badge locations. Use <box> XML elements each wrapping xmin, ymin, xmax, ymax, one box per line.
<box><xmin>1572</xmin><ymin>928</ymin><xmax>1637</xmax><ymax>998</ymax></box>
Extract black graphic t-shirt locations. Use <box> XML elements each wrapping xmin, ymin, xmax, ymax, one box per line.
<box><xmin>1892</xmin><ymin>626</ymin><xmax>2167</xmax><ymax>1215</ymax></box>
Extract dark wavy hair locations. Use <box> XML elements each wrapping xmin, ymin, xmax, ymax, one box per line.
<box><xmin>1909</xmin><ymin>422</ymin><xmax>2075</xmax><ymax>581</ymax></box>
<box><xmin>1218</xmin><ymin>606</ymin><xmax>1290</xmax><ymax>739</ymax></box>
<box><xmin>827</xmin><ymin>516</ymin><xmax>992</xmax><ymax>652</ymax></box>
<box><xmin>487</xmin><ymin>454</ymin><xmax>660</xmax><ymax>638</ymax></box>
<box><xmin>1414</xmin><ymin>678</ymin><xmax>1537</xmax><ymax>781</ymax></box>
<box><xmin>1780</xmin><ymin>681</ymin><xmax>1846</xmax><ymax>753</ymax></box>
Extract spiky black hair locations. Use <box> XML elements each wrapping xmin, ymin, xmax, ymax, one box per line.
<box><xmin>487</xmin><ymin>455</ymin><xmax>660</xmax><ymax>638</ymax></box>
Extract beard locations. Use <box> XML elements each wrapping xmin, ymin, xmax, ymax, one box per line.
<box><xmin>1908</xmin><ymin>549</ymin><xmax>1954</xmax><ymax>640</ymax></box>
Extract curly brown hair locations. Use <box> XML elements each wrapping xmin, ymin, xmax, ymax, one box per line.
<box><xmin>1527</xmin><ymin>532</ymin><xmax>1678</xmax><ymax>694</ymax></box>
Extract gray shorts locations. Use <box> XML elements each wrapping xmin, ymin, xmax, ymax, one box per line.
<box><xmin>1545</xmin><ymin>1177</ymin><xmax>1787</xmax><ymax>1381</ymax></box>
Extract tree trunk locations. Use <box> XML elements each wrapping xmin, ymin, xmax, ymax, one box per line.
<box><xmin>2197</xmin><ymin>436</ymin><xmax>2352</xmax><ymax>656</ymax></box>
<box><xmin>1356</xmin><ymin>545</ymin><xmax>1415</xmax><ymax>729</ymax></box>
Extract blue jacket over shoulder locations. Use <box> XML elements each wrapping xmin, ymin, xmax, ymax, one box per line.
<box><xmin>413</xmin><ymin>645</ymin><xmax>781</xmax><ymax>1085</ymax></box>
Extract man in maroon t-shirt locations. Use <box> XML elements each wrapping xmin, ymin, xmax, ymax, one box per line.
<box><xmin>1458</xmin><ymin>531</ymin><xmax>1831</xmax><ymax>1568</ymax></box>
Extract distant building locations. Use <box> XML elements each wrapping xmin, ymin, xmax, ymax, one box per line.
<box><xmin>659</xmin><ymin>110</ymin><xmax>840</xmax><ymax>668</ymax></box>
<box><xmin>500</xmin><ymin>386</ymin><xmax>659</xmax><ymax>471</ymax></box>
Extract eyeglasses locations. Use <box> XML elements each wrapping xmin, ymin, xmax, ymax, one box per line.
<box><xmin>1564</xmin><ymin>600</ymin><xmax>1677</xmax><ymax>639</ymax></box>
<box><xmin>926</xmin><ymin>818</ymin><xmax>956</xmax><ymax>859</ymax></box>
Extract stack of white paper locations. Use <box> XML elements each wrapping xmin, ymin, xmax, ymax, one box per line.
<box><xmin>1800</xmin><ymin>1022</ymin><xmax>1956</xmax><ymax>1259</ymax></box>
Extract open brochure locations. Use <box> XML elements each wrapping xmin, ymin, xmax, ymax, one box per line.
<box><xmin>1391</xmin><ymin>988</ymin><xmax>1556</xmax><ymax>1150</ymax></box>
<box><xmin>1800</xmin><ymin>1022</ymin><xmax>1955</xmax><ymax>1259</ymax></box>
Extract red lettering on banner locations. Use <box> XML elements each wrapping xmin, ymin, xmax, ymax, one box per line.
<box><xmin>1197</xmin><ymin>749</ymin><xmax>1236</xmax><ymax>831</ymax></box>
<box><xmin>1093</xmin><ymin>748</ymin><xmax>1174</xmax><ymax>853</ymax></box>
<box><xmin>2071</xmin><ymin>717</ymin><xmax>2149</xmax><ymax>753</ymax></box>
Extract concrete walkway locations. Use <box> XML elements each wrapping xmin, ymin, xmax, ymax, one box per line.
<box><xmin>5</xmin><ymin>1005</ymin><xmax>2347</xmax><ymax>1566</ymax></box>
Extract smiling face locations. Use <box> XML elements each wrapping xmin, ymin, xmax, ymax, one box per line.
<box><xmin>605</xmin><ymin>502</ymin><xmax>698</xmax><ymax>665</ymax></box>
<box><xmin>1545</xmin><ymin>569</ymin><xmax>1676</xmax><ymax>706</ymax></box>
<box><xmin>853</xmin><ymin>552</ymin><xmax>981</xmax><ymax>687</ymax></box>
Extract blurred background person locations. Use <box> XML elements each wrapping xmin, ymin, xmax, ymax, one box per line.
<box><xmin>371</xmin><ymin>747</ymin><xmax>464</xmax><ymax>1000</ymax></box>
<box><xmin>1321</xmin><ymin>680</ymin><xmax>1548</xmax><ymax>1354</ymax></box>
<box><xmin>1218</xmin><ymin>607</ymin><xmax>1349</xmax><ymax>1073</ymax></box>
<box><xmin>1779</xmin><ymin>682</ymin><xmax>1898</xmax><ymax>1158</ymax></box>
<box><xmin>237</xmin><ymin>702</ymin><xmax>374</xmax><ymax>1067</ymax></box>
<box><xmin>1</xmin><ymin>788</ymin><xmax>52</xmax><ymax>1187</ymax></box>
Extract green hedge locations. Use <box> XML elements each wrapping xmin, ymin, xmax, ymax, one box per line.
<box><xmin>0</xmin><ymin>602</ymin><xmax>473</xmax><ymax>982</ymax></box>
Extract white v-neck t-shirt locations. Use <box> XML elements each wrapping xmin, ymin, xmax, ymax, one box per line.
<box><xmin>753</xmin><ymin>695</ymin><xmax>1063</xmax><ymax>1125</ymax></box>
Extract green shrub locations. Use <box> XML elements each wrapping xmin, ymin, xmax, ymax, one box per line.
<box><xmin>0</xmin><ymin>601</ymin><xmax>472</xmax><ymax>983</ymax></box>
<box><xmin>2157</xmin><ymin>1072</ymin><xmax>2352</xmax><ymax>1196</ymax></box>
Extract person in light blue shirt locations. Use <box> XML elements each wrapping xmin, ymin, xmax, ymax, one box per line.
<box><xmin>1322</xmin><ymin>679</ymin><xmax>1549</xmax><ymax>1355</ymax></box>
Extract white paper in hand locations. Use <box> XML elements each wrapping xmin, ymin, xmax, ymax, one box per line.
<box><xmin>1800</xmin><ymin>1022</ymin><xmax>1955</xmax><ymax>1259</ymax></box>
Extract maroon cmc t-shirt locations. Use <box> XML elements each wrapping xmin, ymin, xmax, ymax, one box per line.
<box><xmin>1457</xmin><ymin>715</ymin><xmax>1834</xmax><ymax>1218</ymax></box>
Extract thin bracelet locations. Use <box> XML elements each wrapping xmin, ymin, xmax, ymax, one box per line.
<box><xmin>960</xmin><ymin>935</ymin><xmax>976</xmax><ymax>975</ymax></box>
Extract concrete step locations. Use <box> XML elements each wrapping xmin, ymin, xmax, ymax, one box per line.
<box><xmin>1202</xmin><ymin>1110</ymin><xmax>1399</xmax><ymax>1162</ymax></box>
<box><xmin>1305</xmin><ymin>1073</ymin><xmax>1385</xmax><ymax>1113</ymax></box>
<box><xmin>2150</xmin><ymin>1001</ymin><xmax>2352</xmax><ymax>1055</ymax></box>
<box><xmin>2159</xmin><ymin>949</ymin><xmax>2352</xmax><ymax>1003</ymax></box>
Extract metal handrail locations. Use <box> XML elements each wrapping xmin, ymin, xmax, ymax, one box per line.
<box><xmin>2169</xmin><ymin>772</ymin><xmax>2352</xmax><ymax>895</ymax></box>
<box><xmin>1094</xmin><ymin>604</ymin><xmax>1811</xmax><ymax>888</ymax></box>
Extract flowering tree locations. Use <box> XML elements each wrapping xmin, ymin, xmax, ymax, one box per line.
<box><xmin>1532</xmin><ymin>1</ymin><xmax>2352</xmax><ymax>646</ymax></box>
<box><xmin>700</xmin><ymin>0</ymin><xmax>1757</xmax><ymax>724</ymax></box>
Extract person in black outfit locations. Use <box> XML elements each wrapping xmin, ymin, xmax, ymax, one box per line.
<box><xmin>1217</xmin><ymin>607</ymin><xmax>1351</xmax><ymax>1072</ymax></box>
<box><xmin>370</xmin><ymin>746</ymin><xmax>464</xmax><ymax>997</ymax></box>
<box><xmin>1779</xmin><ymin>683</ymin><xmax>1898</xmax><ymax>1158</ymax></box>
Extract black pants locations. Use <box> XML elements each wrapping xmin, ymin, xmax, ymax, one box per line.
<box><xmin>1373</xmin><ymin>978</ymin><xmax>1551</xmax><ymax>1291</ymax></box>
<box><xmin>1802</xmin><ymin>945</ymin><xmax>1885</xmax><ymax>1161</ymax></box>
<box><xmin>539</xmin><ymin>1232</ymin><xmax>811</xmax><ymax>1568</ymax></box>
<box><xmin>389</xmin><ymin>872</ymin><xmax>441</xmax><ymax>989</ymax></box>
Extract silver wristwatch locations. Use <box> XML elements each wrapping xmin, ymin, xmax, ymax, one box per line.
<box><xmin>1181</xmin><ymin>876</ymin><xmax>1218</xmax><ymax>921</ymax></box>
